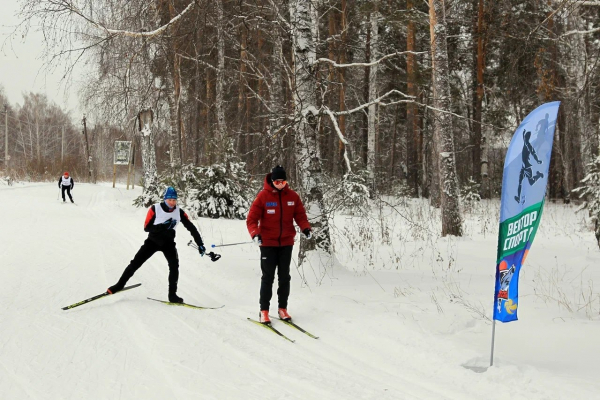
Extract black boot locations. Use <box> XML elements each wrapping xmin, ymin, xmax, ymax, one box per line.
<box><xmin>168</xmin><ymin>293</ymin><xmax>184</xmax><ymax>303</ymax></box>
<box><xmin>107</xmin><ymin>283</ymin><xmax>124</xmax><ymax>294</ymax></box>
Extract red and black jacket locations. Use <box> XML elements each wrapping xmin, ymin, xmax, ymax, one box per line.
<box><xmin>246</xmin><ymin>174</ymin><xmax>311</xmax><ymax>247</ymax></box>
<box><xmin>144</xmin><ymin>202</ymin><xmax>203</xmax><ymax>247</ymax></box>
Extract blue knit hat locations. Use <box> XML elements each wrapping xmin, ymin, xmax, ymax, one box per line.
<box><xmin>164</xmin><ymin>186</ymin><xmax>178</xmax><ymax>200</ymax></box>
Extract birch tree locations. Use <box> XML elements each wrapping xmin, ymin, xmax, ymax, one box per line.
<box><xmin>429</xmin><ymin>0</ymin><xmax>462</xmax><ymax>236</ymax></box>
<box><xmin>367</xmin><ymin>2</ymin><xmax>379</xmax><ymax>188</ymax></box>
<box><xmin>138</xmin><ymin>109</ymin><xmax>159</xmax><ymax>206</ymax></box>
<box><xmin>289</xmin><ymin>0</ymin><xmax>332</xmax><ymax>257</ymax></box>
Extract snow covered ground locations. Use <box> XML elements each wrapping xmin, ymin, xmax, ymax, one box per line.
<box><xmin>0</xmin><ymin>182</ymin><xmax>598</xmax><ymax>400</ymax></box>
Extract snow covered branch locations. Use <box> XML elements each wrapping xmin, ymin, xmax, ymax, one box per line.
<box><xmin>177</xmin><ymin>53</ymin><xmax>217</xmax><ymax>71</ymax></box>
<box><xmin>324</xmin><ymin>108</ymin><xmax>352</xmax><ymax>173</ymax></box>
<box><xmin>316</xmin><ymin>51</ymin><xmax>425</xmax><ymax>68</ymax></box>
<box><xmin>332</xmin><ymin>90</ymin><xmax>414</xmax><ymax>116</ymax></box>
<box><xmin>562</xmin><ymin>26</ymin><xmax>600</xmax><ymax>37</ymax></box>
<box><xmin>76</xmin><ymin>1</ymin><xmax>196</xmax><ymax>39</ymax></box>
<box><xmin>328</xmin><ymin>89</ymin><xmax>500</xmax><ymax>130</ymax></box>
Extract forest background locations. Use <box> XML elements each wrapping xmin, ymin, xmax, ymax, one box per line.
<box><xmin>1</xmin><ymin>0</ymin><xmax>600</xmax><ymax>250</ymax></box>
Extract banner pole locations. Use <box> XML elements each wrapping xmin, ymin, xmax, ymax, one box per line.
<box><xmin>490</xmin><ymin>319</ymin><xmax>496</xmax><ymax>367</ymax></box>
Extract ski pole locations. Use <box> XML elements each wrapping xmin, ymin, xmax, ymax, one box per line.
<box><xmin>210</xmin><ymin>241</ymin><xmax>253</xmax><ymax>248</ymax></box>
<box><xmin>187</xmin><ymin>241</ymin><xmax>221</xmax><ymax>262</ymax></box>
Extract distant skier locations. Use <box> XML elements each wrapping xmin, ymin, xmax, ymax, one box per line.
<box><xmin>107</xmin><ymin>187</ymin><xmax>206</xmax><ymax>303</ymax></box>
<box><xmin>58</xmin><ymin>172</ymin><xmax>74</xmax><ymax>203</ymax></box>
<box><xmin>246</xmin><ymin>165</ymin><xmax>311</xmax><ymax>324</ymax></box>
<box><xmin>515</xmin><ymin>130</ymin><xmax>543</xmax><ymax>203</ymax></box>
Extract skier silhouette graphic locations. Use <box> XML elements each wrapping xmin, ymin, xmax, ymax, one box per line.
<box><xmin>515</xmin><ymin>129</ymin><xmax>543</xmax><ymax>204</ymax></box>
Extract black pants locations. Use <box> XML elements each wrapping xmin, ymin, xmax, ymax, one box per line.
<box><xmin>115</xmin><ymin>239</ymin><xmax>180</xmax><ymax>294</ymax></box>
<box><xmin>61</xmin><ymin>186</ymin><xmax>73</xmax><ymax>201</ymax></box>
<box><xmin>260</xmin><ymin>246</ymin><xmax>293</xmax><ymax>311</ymax></box>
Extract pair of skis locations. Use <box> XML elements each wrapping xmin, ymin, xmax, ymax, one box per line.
<box><xmin>61</xmin><ymin>285</ymin><xmax>318</xmax><ymax>342</ymax></box>
<box><xmin>61</xmin><ymin>284</ymin><xmax>221</xmax><ymax>310</ymax></box>
<box><xmin>247</xmin><ymin>317</ymin><xmax>319</xmax><ymax>342</ymax></box>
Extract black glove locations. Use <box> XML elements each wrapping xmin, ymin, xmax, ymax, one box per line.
<box><xmin>303</xmin><ymin>229</ymin><xmax>312</xmax><ymax>239</ymax></box>
<box><xmin>253</xmin><ymin>234</ymin><xmax>262</xmax><ymax>246</ymax></box>
<box><xmin>198</xmin><ymin>244</ymin><xmax>206</xmax><ymax>256</ymax></box>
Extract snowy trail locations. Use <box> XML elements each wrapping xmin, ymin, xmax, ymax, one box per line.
<box><xmin>1</xmin><ymin>183</ymin><xmax>598</xmax><ymax>400</ymax></box>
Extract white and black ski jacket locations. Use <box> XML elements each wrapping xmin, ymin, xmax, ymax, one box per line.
<box><xmin>144</xmin><ymin>202</ymin><xmax>203</xmax><ymax>247</ymax></box>
<box><xmin>58</xmin><ymin>176</ymin><xmax>74</xmax><ymax>189</ymax></box>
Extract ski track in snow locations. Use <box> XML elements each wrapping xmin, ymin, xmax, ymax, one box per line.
<box><xmin>0</xmin><ymin>183</ymin><xmax>598</xmax><ymax>400</ymax></box>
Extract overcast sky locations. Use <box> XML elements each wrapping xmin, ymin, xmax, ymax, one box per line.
<box><xmin>0</xmin><ymin>1</ymin><xmax>82</xmax><ymax>117</ymax></box>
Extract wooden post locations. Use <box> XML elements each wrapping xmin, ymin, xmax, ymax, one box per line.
<box><xmin>127</xmin><ymin>142</ymin><xmax>135</xmax><ymax>190</ymax></box>
<box><xmin>112</xmin><ymin>164</ymin><xmax>117</xmax><ymax>188</ymax></box>
<box><xmin>82</xmin><ymin>115</ymin><xmax>93</xmax><ymax>183</ymax></box>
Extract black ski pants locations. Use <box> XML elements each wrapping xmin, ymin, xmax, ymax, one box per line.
<box><xmin>259</xmin><ymin>245</ymin><xmax>293</xmax><ymax>311</ymax></box>
<box><xmin>115</xmin><ymin>238</ymin><xmax>180</xmax><ymax>294</ymax></box>
<box><xmin>61</xmin><ymin>186</ymin><xmax>73</xmax><ymax>201</ymax></box>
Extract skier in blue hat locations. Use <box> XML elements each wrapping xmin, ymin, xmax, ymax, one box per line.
<box><xmin>107</xmin><ymin>186</ymin><xmax>206</xmax><ymax>303</ymax></box>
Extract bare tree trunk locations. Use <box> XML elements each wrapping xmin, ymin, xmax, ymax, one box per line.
<box><xmin>390</xmin><ymin>106</ymin><xmax>398</xmax><ymax>179</ymax></box>
<box><xmin>327</xmin><ymin>8</ymin><xmax>338</xmax><ymax>176</ymax></box>
<box><xmin>164</xmin><ymin>1</ymin><xmax>183</xmax><ymax>167</ymax></box>
<box><xmin>193</xmin><ymin>41</ymin><xmax>202</xmax><ymax>165</ymax></box>
<box><xmin>472</xmin><ymin>0</ymin><xmax>486</xmax><ymax>196</ymax></box>
<box><xmin>558</xmin><ymin>11</ymin><xmax>586</xmax><ymax>200</ymax></box>
<box><xmin>406</xmin><ymin>0</ymin><xmax>419</xmax><ymax>196</ymax></box>
<box><xmin>290</xmin><ymin>0</ymin><xmax>332</xmax><ymax>258</ymax></box>
<box><xmin>538</xmin><ymin>4</ymin><xmax>561</xmax><ymax>200</ymax></box>
<box><xmin>338</xmin><ymin>0</ymin><xmax>348</xmax><ymax>177</ymax></box>
<box><xmin>270</xmin><ymin>24</ymin><xmax>285</xmax><ymax>146</ymax></box>
<box><xmin>215</xmin><ymin>0</ymin><xmax>227</xmax><ymax>158</ymax></box>
<box><xmin>257</xmin><ymin>26</ymin><xmax>265</xmax><ymax>168</ymax></box>
<box><xmin>238</xmin><ymin>21</ymin><xmax>249</xmax><ymax>160</ymax></box>
<box><xmin>35</xmin><ymin>104</ymin><xmax>40</xmax><ymax>164</ymax></box>
<box><xmin>429</xmin><ymin>0</ymin><xmax>462</xmax><ymax>236</ymax></box>
<box><xmin>367</xmin><ymin>2</ymin><xmax>379</xmax><ymax>189</ymax></box>
<box><xmin>138</xmin><ymin>110</ymin><xmax>158</xmax><ymax>205</ymax></box>
<box><xmin>165</xmin><ymin>72</ymin><xmax>182</xmax><ymax>166</ymax></box>
<box><xmin>205</xmin><ymin>66</ymin><xmax>213</xmax><ymax>164</ymax></box>
<box><xmin>362</xmin><ymin>22</ymin><xmax>370</xmax><ymax>168</ymax></box>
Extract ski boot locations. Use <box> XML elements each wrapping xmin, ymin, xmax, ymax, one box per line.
<box><xmin>278</xmin><ymin>308</ymin><xmax>292</xmax><ymax>321</ymax></box>
<box><xmin>259</xmin><ymin>310</ymin><xmax>271</xmax><ymax>324</ymax></box>
<box><xmin>107</xmin><ymin>283</ymin><xmax>124</xmax><ymax>294</ymax></box>
<box><xmin>168</xmin><ymin>293</ymin><xmax>184</xmax><ymax>304</ymax></box>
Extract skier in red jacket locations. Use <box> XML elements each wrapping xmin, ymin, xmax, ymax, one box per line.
<box><xmin>246</xmin><ymin>165</ymin><xmax>311</xmax><ymax>324</ymax></box>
